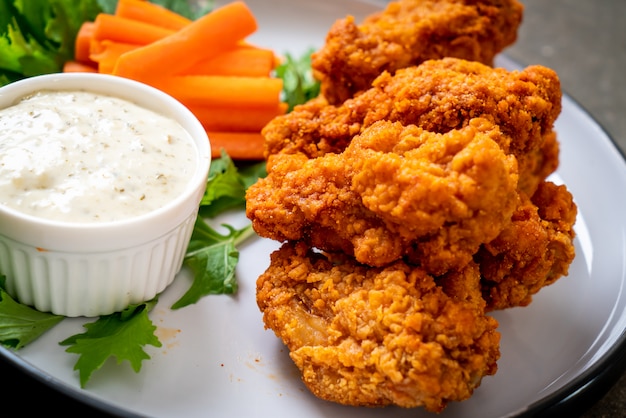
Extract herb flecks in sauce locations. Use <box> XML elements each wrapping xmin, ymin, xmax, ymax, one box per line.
<box><xmin>0</xmin><ymin>90</ymin><xmax>197</xmax><ymax>223</ymax></box>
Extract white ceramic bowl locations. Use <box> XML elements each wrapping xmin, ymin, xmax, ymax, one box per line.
<box><xmin>0</xmin><ymin>73</ymin><xmax>211</xmax><ymax>317</ymax></box>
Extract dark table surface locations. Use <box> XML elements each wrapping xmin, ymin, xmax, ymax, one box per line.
<box><xmin>1</xmin><ymin>0</ymin><xmax>625</xmax><ymax>417</ymax></box>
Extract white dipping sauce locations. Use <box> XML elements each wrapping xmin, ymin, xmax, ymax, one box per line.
<box><xmin>0</xmin><ymin>90</ymin><xmax>198</xmax><ymax>223</ymax></box>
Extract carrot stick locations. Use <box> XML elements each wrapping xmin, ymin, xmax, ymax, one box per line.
<box><xmin>154</xmin><ymin>75</ymin><xmax>283</xmax><ymax>108</ymax></box>
<box><xmin>115</xmin><ymin>0</ymin><xmax>191</xmax><ymax>30</ymax></box>
<box><xmin>113</xmin><ymin>1</ymin><xmax>257</xmax><ymax>82</ymax></box>
<box><xmin>207</xmin><ymin>131</ymin><xmax>266</xmax><ymax>160</ymax></box>
<box><xmin>90</xmin><ymin>41</ymin><xmax>139</xmax><ymax>74</ymax></box>
<box><xmin>74</xmin><ymin>22</ymin><xmax>96</xmax><ymax>64</ymax></box>
<box><xmin>184</xmin><ymin>47</ymin><xmax>277</xmax><ymax>77</ymax></box>
<box><xmin>190</xmin><ymin>103</ymin><xmax>287</xmax><ymax>132</ymax></box>
<box><xmin>93</xmin><ymin>13</ymin><xmax>175</xmax><ymax>45</ymax></box>
<box><xmin>90</xmin><ymin>39</ymin><xmax>139</xmax><ymax>56</ymax></box>
<box><xmin>63</xmin><ymin>61</ymin><xmax>98</xmax><ymax>73</ymax></box>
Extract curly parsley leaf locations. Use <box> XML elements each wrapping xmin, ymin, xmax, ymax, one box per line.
<box><xmin>199</xmin><ymin>150</ymin><xmax>266</xmax><ymax>218</ymax></box>
<box><xmin>173</xmin><ymin>218</ymin><xmax>256</xmax><ymax>309</ymax></box>
<box><xmin>59</xmin><ymin>299</ymin><xmax>160</xmax><ymax>388</ymax></box>
<box><xmin>0</xmin><ymin>277</ymin><xmax>65</xmax><ymax>350</ymax></box>
<box><xmin>275</xmin><ymin>47</ymin><xmax>320</xmax><ymax>112</ymax></box>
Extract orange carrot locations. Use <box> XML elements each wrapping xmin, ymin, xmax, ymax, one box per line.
<box><xmin>113</xmin><ymin>1</ymin><xmax>257</xmax><ymax>82</ymax></box>
<box><xmin>184</xmin><ymin>47</ymin><xmax>277</xmax><ymax>77</ymax></box>
<box><xmin>93</xmin><ymin>13</ymin><xmax>175</xmax><ymax>45</ymax></box>
<box><xmin>190</xmin><ymin>103</ymin><xmax>287</xmax><ymax>132</ymax></box>
<box><xmin>115</xmin><ymin>0</ymin><xmax>191</xmax><ymax>30</ymax></box>
<box><xmin>154</xmin><ymin>75</ymin><xmax>283</xmax><ymax>108</ymax></box>
<box><xmin>207</xmin><ymin>131</ymin><xmax>266</xmax><ymax>160</ymax></box>
<box><xmin>90</xmin><ymin>41</ymin><xmax>139</xmax><ymax>74</ymax></box>
<box><xmin>90</xmin><ymin>39</ymin><xmax>139</xmax><ymax>56</ymax></box>
<box><xmin>74</xmin><ymin>22</ymin><xmax>96</xmax><ymax>64</ymax></box>
<box><xmin>63</xmin><ymin>61</ymin><xmax>98</xmax><ymax>73</ymax></box>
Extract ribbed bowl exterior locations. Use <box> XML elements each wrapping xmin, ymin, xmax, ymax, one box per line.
<box><xmin>0</xmin><ymin>73</ymin><xmax>211</xmax><ymax>317</ymax></box>
<box><xmin>0</xmin><ymin>213</ymin><xmax>197</xmax><ymax>317</ymax></box>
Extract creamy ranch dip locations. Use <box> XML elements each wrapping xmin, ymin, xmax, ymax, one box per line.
<box><xmin>0</xmin><ymin>90</ymin><xmax>197</xmax><ymax>223</ymax></box>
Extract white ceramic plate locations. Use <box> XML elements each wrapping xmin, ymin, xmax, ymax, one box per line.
<box><xmin>3</xmin><ymin>1</ymin><xmax>626</xmax><ymax>417</ymax></box>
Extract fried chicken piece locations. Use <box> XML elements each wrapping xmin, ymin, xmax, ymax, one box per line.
<box><xmin>248</xmin><ymin>119</ymin><xmax>519</xmax><ymax>275</ymax></box>
<box><xmin>256</xmin><ymin>241</ymin><xmax>500</xmax><ymax>412</ymax></box>
<box><xmin>518</xmin><ymin>129</ymin><xmax>560</xmax><ymax>196</ymax></box>
<box><xmin>312</xmin><ymin>0</ymin><xmax>524</xmax><ymax>104</ymax></box>
<box><xmin>476</xmin><ymin>181</ymin><xmax>577</xmax><ymax>310</ymax></box>
<box><xmin>263</xmin><ymin>58</ymin><xmax>561</xmax><ymax>195</ymax></box>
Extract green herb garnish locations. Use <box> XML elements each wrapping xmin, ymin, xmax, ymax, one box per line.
<box><xmin>0</xmin><ymin>1</ymin><xmax>326</xmax><ymax>389</ymax></box>
<box><xmin>0</xmin><ymin>0</ymin><xmax>101</xmax><ymax>86</ymax></box>
<box><xmin>0</xmin><ymin>277</ymin><xmax>65</xmax><ymax>349</ymax></box>
<box><xmin>145</xmin><ymin>0</ymin><xmax>213</xmax><ymax>20</ymax></box>
<box><xmin>60</xmin><ymin>300</ymin><xmax>160</xmax><ymax>388</ymax></box>
<box><xmin>173</xmin><ymin>150</ymin><xmax>264</xmax><ymax>307</ymax></box>
<box><xmin>0</xmin><ymin>0</ymin><xmax>212</xmax><ymax>87</ymax></box>
<box><xmin>275</xmin><ymin>47</ymin><xmax>321</xmax><ymax>112</ymax></box>
<box><xmin>173</xmin><ymin>219</ymin><xmax>256</xmax><ymax>308</ymax></box>
<box><xmin>198</xmin><ymin>149</ymin><xmax>266</xmax><ymax>218</ymax></box>
<box><xmin>0</xmin><ymin>151</ymin><xmax>263</xmax><ymax>386</ymax></box>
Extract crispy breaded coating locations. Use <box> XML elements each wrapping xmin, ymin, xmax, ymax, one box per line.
<box><xmin>251</xmin><ymin>52</ymin><xmax>576</xmax><ymax>411</ymax></box>
<box><xmin>476</xmin><ymin>181</ymin><xmax>577</xmax><ymax>310</ymax></box>
<box><xmin>256</xmin><ymin>241</ymin><xmax>500</xmax><ymax>412</ymax></box>
<box><xmin>263</xmin><ymin>58</ymin><xmax>561</xmax><ymax>195</ymax></box>
<box><xmin>247</xmin><ymin>119</ymin><xmax>519</xmax><ymax>274</ymax></box>
<box><xmin>312</xmin><ymin>0</ymin><xmax>524</xmax><ymax>103</ymax></box>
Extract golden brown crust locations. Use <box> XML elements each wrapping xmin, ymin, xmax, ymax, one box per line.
<box><xmin>257</xmin><ymin>242</ymin><xmax>500</xmax><ymax>412</ymax></box>
<box><xmin>311</xmin><ymin>0</ymin><xmax>524</xmax><ymax>104</ymax></box>
<box><xmin>248</xmin><ymin>58</ymin><xmax>577</xmax><ymax>410</ymax></box>
<box><xmin>250</xmin><ymin>3</ymin><xmax>579</xmax><ymax>407</ymax></box>
<box><xmin>248</xmin><ymin>119</ymin><xmax>520</xmax><ymax>274</ymax></box>
<box><xmin>263</xmin><ymin>58</ymin><xmax>561</xmax><ymax>196</ymax></box>
<box><xmin>477</xmin><ymin>181</ymin><xmax>578</xmax><ymax>310</ymax></box>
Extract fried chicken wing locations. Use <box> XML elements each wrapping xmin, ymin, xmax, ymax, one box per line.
<box><xmin>312</xmin><ymin>0</ymin><xmax>524</xmax><ymax>104</ymax></box>
<box><xmin>256</xmin><ymin>241</ymin><xmax>500</xmax><ymax>412</ymax></box>
<box><xmin>248</xmin><ymin>119</ymin><xmax>519</xmax><ymax>274</ymax></box>
<box><xmin>263</xmin><ymin>58</ymin><xmax>561</xmax><ymax>195</ymax></box>
<box><xmin>476</xmin><ymin>181</ymin><xmax>577</xmax><ymax>310</ymax></box>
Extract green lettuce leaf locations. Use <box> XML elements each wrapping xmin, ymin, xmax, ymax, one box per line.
<box><xmin>0</xmin><ymin>0</ymin><xmax>213</xmax><ymax>86</ymax></box>
<box><xmin>0</xmin><ymin>0</ymin><xmax>102</xmax><ymax>85</ymax></box>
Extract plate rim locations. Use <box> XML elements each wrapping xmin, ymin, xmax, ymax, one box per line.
<box><xmin>507</xmin><ymin>83</ymin><xmax>626</xmax><ymax>418</ymax></box>
<box><xmin>2</xmin><ymin>57</ymin><xmax>626</xmax><ymax>418</ymax></box>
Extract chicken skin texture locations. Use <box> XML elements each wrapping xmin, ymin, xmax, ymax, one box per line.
<box><xmin>476</xmin><ymin>181</ymin><xmax>578</xmax><ymax>311</ymax></box>
<box><xmin>312</xmin><ymin>0</ymin><xmax>524</xmax><ymax>104</ymax></box>
<box><xmin>263</xmin><ymin>58</ymin><xmax>561</xmax><ymax>196</ymax></box>
<box><xmin>256</xmin><ymin>241</ymin><xmax>500</xmax><ymax>412</ymax></box>
<box><xmin>247</xmin><ymin>119</ymin><xmax>520</xmax><ymax>275</ymax></box>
